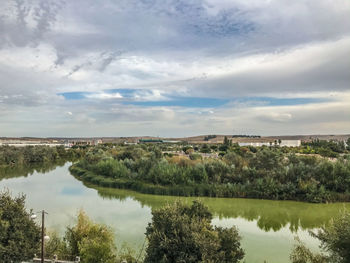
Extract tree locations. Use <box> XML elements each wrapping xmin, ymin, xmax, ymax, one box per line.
<box><xmin>223</xmin><ymin>136</ymin><xmax>228</xmax><ymax>146</ymax></box>
<box><xmin>312</xmin><ymin>209</ymin><xmax>350</xmax><ymax>262</ymax></box>
<box><xmin>223</xmin><ymin>136</ymin><xmax>230</xmax><ymax>146</ymax></box>
<box><xmin>290</xmin><ymin>238</ymin><xmax>327</xmax><ymax>263</ymax></box>
<box><xmin>347</xmin><ymin>138</ymin><xmax>350</xmax><ymax>151</ymax></box>
<box><xmin>185</xmin><ymin>148</ymin><xmax>194</xmax><ymax>155</ymax></box>
<box><xmin>291</xmin><ymin>210</ymin><xmax>350</xmax><ymax>263</ymax></box>
<box><xmin>0</xmin><ymin>190</ymin><xmax>41</xmax><ymax>263</ymax></box>
<box><xmin>64</xmin><ymin>210</ymin><xmax>117</xmax><ymax>263</ymax></box>
<box><xmin>210</xmin><ymin>145</ymin><xmax>218</xmax><ymax>151</ymax></box>
<box><xmin>220</xmin><ymin>137</ymin><xmax>232</xmax><ymax>152</ymax></box>
<box><xmin>200</xmin><ymin>144</ymin><xmax>211</xmax><ymax>153</ymax></box>
<box><xmin>182</xmin><ymin>146</ymin><xmax>193</xmax><ymax>153</ymax></box>
<box><xmin>46</xmin><ymin>211</ymin><xmax>136</xmax><ymax>263</ymax></box>
<box><xmin>144</xmin><ymin>200</ymin><xmax>244</xmax><ymax>263</ymax></box>
<box><xmin>45</xmin><ymin>230</ymin><xmax>67</xmax><ymax>260</ymax></box>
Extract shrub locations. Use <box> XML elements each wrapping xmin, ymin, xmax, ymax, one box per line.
<box><xmin>144</xmin><ymin>201</ymin><xmax>244</xmax><ymax>263</ymax></box>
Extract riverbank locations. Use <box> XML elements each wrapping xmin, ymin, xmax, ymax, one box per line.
<box><xmin>69</xmin><ymin>164</ymin><xmax>350</xmax><ymax>203</ymax></box>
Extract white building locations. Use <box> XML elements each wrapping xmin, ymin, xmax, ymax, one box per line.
<box><xmin>238</xmin><ymin>140</ymin><xmax>301</xmax><ymax>147</ymax></box>
<box><xmin>280</xmin><ymin>140</ymin><xmax>301</xmax><ymax>147</ymax></box>
<box><xmin>238</xmin><ymin>142</ymin><xmax>272</xmax><ymax>147</ymax></box>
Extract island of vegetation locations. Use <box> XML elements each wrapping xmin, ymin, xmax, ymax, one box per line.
<box><xmin>70</xmin><ymin>137</ymin><xmax>350</xmax><ymax>203</ymax></box>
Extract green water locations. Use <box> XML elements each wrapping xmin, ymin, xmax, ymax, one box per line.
<box><xmin>1</xmin><ymin>162</ymin><xmax>349</xmax><ymax>263</ymax></box>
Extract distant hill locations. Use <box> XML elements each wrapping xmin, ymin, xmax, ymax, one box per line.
<box><xmin>1</xmin><ymin>134</ymin><xmax>349</xmax><ymax>144</ymax></box>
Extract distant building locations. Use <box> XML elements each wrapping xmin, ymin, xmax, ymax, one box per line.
<box><xmin>280</xmin><ymin>140</ymin><xmax>301</xmax><ymax>147</ymax></box>
<box><xmin>69</xmin><ymin>139</ymin><xmax>102</xmax><ymax>147</ymax></box>
<box><xmin>238</xmin><ymin>142</ymin><xmax>271</xmax><ymax>147</ymax></box>
<box><xmin>64</xmin><ymin>142</ymin><xmax>73</xmax><ymax>148</ymax></box>
<box><xmin>238</xmin><ymin>139</ymin><xmax>301</xmax><ymax>147</ymax></box>
<box><xmin>139</xmin><ymin>139</ymin><xmax>163</xmax><ymax>143</ymax></box>
<box><xmin>94</xmin><ymin>139</ymin><xmax>103</xmax><ymax>145</ymax></box>
<box><xmin>163</xmin><ymin>140</ymin><xmax>181</xmax><ymax>143</ymax></box>
<box><xmin>0</xmin><ymin>139</ymin><xmax>63</xmax><ymax>147</ymax></box>
<box><xmin>124</xmin><ymin>141</ymin><xmax>138</xmax><ymax>145</ymax></box>
<box><xmin>138</xmin><ymin>139</ymin><xmax>180</xmax><ymax>144</ymax></box>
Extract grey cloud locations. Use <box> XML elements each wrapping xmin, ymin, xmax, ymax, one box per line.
<box><xmin>187</xmin><ymin>38</ymin><xmax>350</xmax><ymax>98</ymax></box>
<box><xmin>32</xmin><ymin>0</ymin><xmax>64</xmax><ymax>39</ymax></box>
<box><xmin>67</xmin><ymin>61</ymin><xmax>92</xmax><ymax>77</ymax></box>
<box><xmin>128</xmin><ymin>0</ymin><xmax>254</xmax><ymax>37</ymax></box>
<box><xmin>0</xmin><ymin>0</ymin><xmax>349</xmax><ymax>136</ymax></box>
<box><xmin>14</xmin><ymin>0</ymin><xmax>30</xmax><ymax>28</ymax></box>
<box><xmin>3</xmin><ymin>0</ymin><xmax>348</xmax><ymax>76</ymax></box>
<box><xmin>1</xmin><ymin>0</ymin><xmax>64</xmax><ymax>48</ymax></box>
<box><xmin>2</xmin><ymin>0</ymin><xmax>350</xmax><ymax>60</ymax></box>
<box><xmin>65</xmin><ymin>50</ymin><xmax>123</xmax><ymax>76</ymax></box>
<box><xmin>0</xmin><ymin>62</ymin><xmax>70</xmax><ymax>106</ymax></box>
<box><xmin>98</xmin><ymin>51</ymin><xmax>123</xmax><ymax>72</ymax></box>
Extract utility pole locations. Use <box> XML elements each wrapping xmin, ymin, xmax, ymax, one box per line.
<box><xmin>41</xmin><ymin>210</ymin><xmax>48</xmax><ymax>263</ymax></box>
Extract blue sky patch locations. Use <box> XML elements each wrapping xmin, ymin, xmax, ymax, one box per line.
<box><xmin>58</xmin><ymin>89</ymin><xmax>328</xmax><ymax>108</ymax></box>
<box><xmin>59</xmin><ymin>92</ymin><xmax>87</xmax><ymax>100</ymax></box>
<box><xmin>125</xmin><ymin>97</ymin><xmax>230</xmax><ymax>108</ymax></box>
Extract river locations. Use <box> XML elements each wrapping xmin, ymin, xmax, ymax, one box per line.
<box><xmin>1</xmin><ymin>162</ymin><xmax>349</xmax><ymax>263</ymax></box>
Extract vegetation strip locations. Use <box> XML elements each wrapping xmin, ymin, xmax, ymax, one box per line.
<box><xmin>69</xmin><ymin>139</ymin><xmax>350</xmax><ymax>203</ymax></box>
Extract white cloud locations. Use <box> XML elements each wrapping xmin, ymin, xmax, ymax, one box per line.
<box><xmin>188</xmin><ymin>37</ymin><xmax>350</xmax><ymax>97</ymax></box>
<box><xmin>133</xmin><ymin>90</ymin><xmax>169</xmax><ymax>102</ymax></box>
<box><xmin>85</xmin><ymin>92</ymin><xmax>123</xmax><ymax>100</ymax></box>
<box><xmin>0</xmin><ymin>0</ymin><xmax>349</xmax><ymax>136</ymax></box>
<box><xmin>258</xmin><ymin>112</ymin><xmax>293</xmax><ymax>123</ymax></box>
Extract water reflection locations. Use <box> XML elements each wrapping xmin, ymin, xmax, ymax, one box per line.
<box><xmin>2</xmin><ymin>162</ymin><xmax>349</xmax><ymax>234</ymax></box>
<box><xmin>89</xmin><ymin>183</ymin><xmax>350</xmax><ymax>233</ymax></box>
<box><xmin>0</xmin><ymin>160</ymin><xmax>67</xmax><ymax>181</ymax></box>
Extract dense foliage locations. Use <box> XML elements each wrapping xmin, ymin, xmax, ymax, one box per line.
<box><xmin>45</xmin><ymin>210</ymin><xmax>135</xmax><ymax>263</ymax></box>
<box><xmin>312</xmin><ymin>210</ymin><xmax>350</xmax><ymax>262</ymax></box>
<box><xmin>70</xmin><ymin>142</ymin><xmax>350</xmax><ymax>202</ymax></box>
<box><xmin>0</xmin><ymin>190</ymin><xmax>40</xmax><ymax>263</ymax></box>
<box><xmin>290</xmin><ymin>239</ymin><xmax>328</xmax><ymax>263</ymax></box>
<box><xmin>0</xmin><ymin>145</ymin><xmax>86</xmax><ymax>183</ymax></box>
<box><xmin>301</xmin><ymin>139</ymin><xmax>348</xmax><ymax>158</ymax></box>
<box><xmin>64</xmin><ymin>210</ymin><xmax>117</xmax><ymax>263</ymax></box>
<box><xmin>291</xmin><ymin>210</ymin><xmax>350</xmax><ymax>263</ymax></box>
<box><xmin>0</xmin><ymin>145</ymin><xmax>85</xmax><ymax>167</ymax></box>
<box><xmin>144</xmin><ymin>200</ymin><xmax>244</xmax><ymax>263</ymax></box>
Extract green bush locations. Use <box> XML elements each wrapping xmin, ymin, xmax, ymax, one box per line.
<box><xmin>144</xmin><ymin>201</ymin><xmax>244</xmax><ymax>263</ymax></box>
<box><xmin>291</xmin><ymin>210</ymin><xmax>350</xmax><ymax>263</ymax></box>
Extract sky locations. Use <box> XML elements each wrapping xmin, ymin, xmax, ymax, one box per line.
<box><xmin>0</xmin><ymin>0</ymin><xmax>349</xmax><ymax>137</ymax></box>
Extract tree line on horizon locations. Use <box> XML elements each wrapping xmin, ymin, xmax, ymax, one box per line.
<box><xmin>0</xmin><ymin>145</ymin><xmax>85</xmax><ymax>167</ymax></box>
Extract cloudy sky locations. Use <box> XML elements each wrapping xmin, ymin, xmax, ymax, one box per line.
<box><xmin>0</xmin><ymin>0</ymin><xmax>349</xmax><ymax>137</ymax></box>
